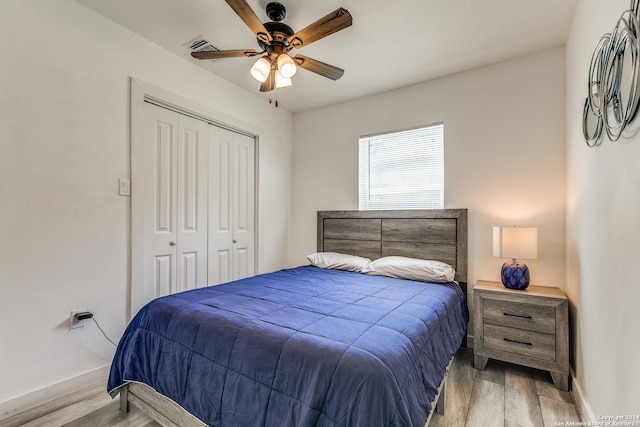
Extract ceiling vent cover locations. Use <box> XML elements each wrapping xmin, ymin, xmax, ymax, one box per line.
<box><xmin>184</xmin><ymin>35</ymin><xmax>220</xmax><ymax>53</ymax></box>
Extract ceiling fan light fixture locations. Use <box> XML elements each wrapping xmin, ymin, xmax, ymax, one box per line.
<box><xmin>277</xmin><ymin>53</ymin><xmax>297</xmax><ymax>78</ymax></box>
<box><xmin>275</xmin><ymin>71</ymin><xmax>292</xmax><ymax>88</ymax></box>
<box><xmin>250</xmin><ymin>57</ymin><xmax>271</xmax><ymax>82</ymax></box>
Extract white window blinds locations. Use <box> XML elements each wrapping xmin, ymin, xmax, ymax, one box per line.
<box><xmin>359</xmin><ymin>123</ymin><xmax>444</xmax><ymax>210</ymax></box>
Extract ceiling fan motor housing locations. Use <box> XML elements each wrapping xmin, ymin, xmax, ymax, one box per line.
<box><xmin>261</xmin><ymin>2</ymin><xmax>293</xmax><ymax>54</ymax></box>
<box><xmin>259</xmin><ymin>21</ymin><xmax>294</xmax><ymax>53</ymax></box>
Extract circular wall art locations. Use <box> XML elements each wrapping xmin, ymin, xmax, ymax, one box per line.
<box><xmin>583</xmin><ymin>0</ymin><xmax>640</xmax><ymax>146</ymax></box>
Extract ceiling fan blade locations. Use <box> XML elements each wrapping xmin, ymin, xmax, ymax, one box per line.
<box><xmin>260</xmin><ymin>70</ymin><xmax>276</xmax><ymax>92</ymax></box>
<box><xmin>288</xmin><ymin>8</ymin><xmax>352</xmax><ymax>48</ymax></box>
<box><xmin>191</xmin><ymin>49</ymin><xmax>259</xmax><ymax>60</ymax></box>
<box><xmin>293</xmin><ymin>55</ymin><xmax>344</xmax><ymax>80</ymax></box>
<box><xmin>225</xmin><ymin>0</ymin><xmax>272</xmax><ymax>44</ymax></box>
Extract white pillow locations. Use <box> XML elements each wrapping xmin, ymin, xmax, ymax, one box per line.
<box><xmin>363</xmin><ymin>256</ymin><xmax>455</xmax><ymax>283</ymax></box>
<box><xmin>306</xmin><ymin>252</ymin><xmax>371</xmax><ymax>272</ymax></box>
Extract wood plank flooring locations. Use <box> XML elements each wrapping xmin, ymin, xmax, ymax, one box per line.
<box><xmin>1</xmin><ymin>348</ymin><xmax>580</xmax><ymax>426</ymax></box>
<box><xmin>430</xmin><ymin>348</ymin><xmax>581</xmax><ymax>427</ymax></box>
<box><xmin>0</xmin><ymin>382</ymin><xmax>159</xmax><ymax>427</ymax></box>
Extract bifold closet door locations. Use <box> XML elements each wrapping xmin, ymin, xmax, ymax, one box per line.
<box><xmin>208</xmin><ymin>127</ymin><xmax>255</xmax><ymax>285</ymax></box>
<box><xmin>134</xmin><ymin>103</ymin><xmax>208</xmax><ymax>312</ymax></box>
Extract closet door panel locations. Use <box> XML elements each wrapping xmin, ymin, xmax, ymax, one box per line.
<box><xmin>208</xmin><ymin>128</ymin><xmax>255</xmax><ymax>284</ymax></box>
<box><xmin>232</xmin><ymin>133</ymin><xmax>255</xmax><ymax>280</ymax></box>
<box><xmin>213</xmin><ymin>249</ymin><xmax>231</xmax><ymax>285</ymax></box>
<box><xmin>155</xmin><ymin>254</ymin><xmax>174</xmax><ymax>296</ymax></box>
<box><xmin>139</xmin><ymin>104</ymin><xmax>178</xmax><ymax>307</ymax></box>
<box><xmin>155</xmin><ymin>121</ymin><xmax>174</xmax><ymax>234</ymax></box>
<box><xmin>133</xmin><ymin>103</ymin><xmax>210</xmax><ymax>315</ymax></box>
<box><xmin>180</xmin><ymin>252</ymin><xmax>198</xmax><ymax>291</ymax></box>
<box><xmin>176</xmin><ymin>115</ymin><xmax>209</xmax><ymax>291</ymax></box>
<box><xmin>208</xmin><ymin>128</ymin><xmax>234</xmax><ymax>285</ymax></box>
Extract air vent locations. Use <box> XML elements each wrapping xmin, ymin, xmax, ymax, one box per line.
<box><xmin>184</xmin><ymin>35</ymin><xmax>220</xmax><ymax>53</ymax></box>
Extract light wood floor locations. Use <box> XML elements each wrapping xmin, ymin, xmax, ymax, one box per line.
<box><xmin>0</xmin><ymin>381</ymin><xmax>160</xmax><ymax>427</ymax></box>
<box><xmin>431</xmin><ymin>348</ymin><xmax>581</xmax><ymax>427</ymax></box>
<box><xmin>1</xmin><ymin>348</ymin><xmax>580</xmax><ymax>427</ymax></box>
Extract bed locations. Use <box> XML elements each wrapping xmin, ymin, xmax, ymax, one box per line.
<box><xmin>109</xmin><ymin>209</ymin><xmax>468</xmax><ymax>427</ymax></box>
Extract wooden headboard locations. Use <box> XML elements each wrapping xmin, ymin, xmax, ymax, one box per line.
<box><xmin>317</xmin><ymin>209</ymin><xmax>468</xmax><ymax>284</ymax></box>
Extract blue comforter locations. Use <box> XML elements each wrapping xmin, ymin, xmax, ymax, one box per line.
<box><xmin>108</xmin><ymin>266</ymin><xmax>468</xmax><ymax>427</ymax></box>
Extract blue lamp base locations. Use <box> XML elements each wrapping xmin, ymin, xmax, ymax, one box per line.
<box><xmin>501</xmin><ymin>260</ymin><xmax>530</xmax><ymax>290</ymax></box>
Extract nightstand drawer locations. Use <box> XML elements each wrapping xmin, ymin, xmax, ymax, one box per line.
<box><xmin>484</xmin><ymin>324</ymin><xmax>555</xmax><ymax>362</ymax></box>
<box><xmin>484</xmin><ymin>298</ymin><xmax>555</xmax><ymax>334</ymax></box>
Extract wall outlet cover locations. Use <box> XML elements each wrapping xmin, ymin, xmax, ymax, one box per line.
<box><xmin>70</xmin><ymin>308</ymin><xmax>87</xmax><ymax>329</ymax></box>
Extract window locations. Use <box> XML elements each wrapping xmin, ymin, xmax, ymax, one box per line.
<box><xmin>358</xmin><ymin>123</ymin><xmax>444</xmax><ymax>210</ymax></box>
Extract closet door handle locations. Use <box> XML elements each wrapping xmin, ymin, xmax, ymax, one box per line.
<box><xmin>233</xmin><ymin>239</ymin><xmax>238</xmax><ymax>243</ymax></box>
<box><xmin>169</xmin><ymin>241</ymin><xmax>176</xmax><ymax>246</ymax></box>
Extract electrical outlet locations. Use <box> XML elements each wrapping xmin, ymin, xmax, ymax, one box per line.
<box><xmin>70</xmin><ymin>308</ymin><xmax>87</xmax><ymax>329</ymax></box>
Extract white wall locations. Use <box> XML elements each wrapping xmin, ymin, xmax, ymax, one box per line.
<box><xmin>0</xmin><ymin>0</ymin><xmax>292</xmax><ymax>412</ymax></box>
<box><xmin>290</xmin><ymin>48</ymin><xmax>567</xmax><ymax>297</ymax></box>
<box><xmin>566</xmin><ymin>0</ymin><xmax>640</xmax><ymax>419</ymax></box>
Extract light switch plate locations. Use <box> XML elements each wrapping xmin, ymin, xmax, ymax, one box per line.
<box><xmin>119</xmin><ymin>179</ymin><xmax>131</xmax><ymax>196</ymax></box>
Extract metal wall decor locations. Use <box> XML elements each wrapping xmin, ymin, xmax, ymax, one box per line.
<box><xmin>583</xmin><ymin>0</ymin><xmax>640</xmax><ymax>146</ymax></box>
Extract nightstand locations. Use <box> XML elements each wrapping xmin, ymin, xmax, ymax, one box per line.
<box><xmin>473</xmin><ymin>280</ymin><xmax>569</xmax><ymax>390</ymax></box>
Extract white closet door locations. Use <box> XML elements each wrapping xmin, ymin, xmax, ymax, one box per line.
<box><xmin>138</xmin><ymin>104</ymin><xmax>178</xmax><ymax>306</ymax></box>
<box><xmin>208</xmin><ymin>127</ymin><xmax>255</xmax><ymax>285</ymax></box>
<box><xmin>132</xmin><ymin>103</ymin><xmax>209</xmax><ymax>314</ymax></box>
<box><xmin>176</xmin><ymin>114</ymin><xmax>209</xmax><ymax>292</ymax></box>
<box><xmin>231</xmin><ymin>132</ymin><xmax>255</xmax><ymax>281</ymax></box>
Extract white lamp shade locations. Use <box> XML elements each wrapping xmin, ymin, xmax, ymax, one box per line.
<box><xmin>275</xmin><ymin>71</ymin><xmax>292</xmax><ymax>88</ymax></box>
<box><xmin>493</xmin><ymin>226</ymin><xmax>538</xmax><ymax>260</ymax></box>
<box><xmin>250</xmin><ymin>57</ymin><xmax>271</xmax><ymax>82</ymax></box>
<box><xmin>277</xmin><ymin>54</ymin><xmax>297</xmax><ymax>78</ymax></box>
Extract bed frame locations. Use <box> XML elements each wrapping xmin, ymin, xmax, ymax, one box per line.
<box><xmin>118</xmin><ymin>209</ymin><xmax>468</xmax><ymax>427</ymax></box>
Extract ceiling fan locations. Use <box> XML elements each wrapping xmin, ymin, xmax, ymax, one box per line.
<box><xmin>191</xmin><ymin>0</ymin><xmax>352</xmax><ymax>94</ymax></box>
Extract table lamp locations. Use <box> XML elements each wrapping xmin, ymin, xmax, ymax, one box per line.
<box><xmin>493</xmin><ymin>226</ymin><xmax>538</xmax><ymax>290</ymax></box>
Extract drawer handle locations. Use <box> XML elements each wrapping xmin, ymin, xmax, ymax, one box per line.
<box><xmin>504</xmin><ymin>337</ymin><xmax>532</xmax><ymax>346</ymax></box>
<box><xmin>503</xmin><ymin>312</ymin><xmax>532</xmax><ymax>320</ymax></box>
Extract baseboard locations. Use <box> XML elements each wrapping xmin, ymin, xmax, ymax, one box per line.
<box><xmin>571</xmin><ymin>374</ymin><xmax>595</xmax><ymax>423</ymax></box>
<box><xmin>0</xmin><ymin>364</ymin><xmax>110</xmax><ymax>420</ymax></box>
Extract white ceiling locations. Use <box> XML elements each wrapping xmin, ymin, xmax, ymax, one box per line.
<box><xmin>75</xmin><ymin>0</ymin><xmax>578</xmax><ymax>113</ymax></box>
